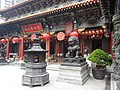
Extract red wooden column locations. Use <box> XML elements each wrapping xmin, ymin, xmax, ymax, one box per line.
<box><xmin>20</xmin><ymin>36</ymin><xmax>24</xmax><ymax>60</ymax></box>
<box><xmin>43</xmin><ymin>33</ymin><xmax>50</xmax><ymax>58</ymax></box>
<box><xmin>6</xmin><ymin>38</ymin><xmax>10</xmax><ymax>60</ymax></box>
<box><xmin>46</xmin><ymin>39</ymin><xmax>50</xmax><ymax>58</ymax></box>
<box><xmin>57</xmin><ymin>40</ymin><xmax>60</xmax><ymax>58</ymax></box>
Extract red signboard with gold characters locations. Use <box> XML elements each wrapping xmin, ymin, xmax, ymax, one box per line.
<box><xmin>22</xmin><ymin>23</ymin><xmax>43</xmax><ymax>34</ymax></box>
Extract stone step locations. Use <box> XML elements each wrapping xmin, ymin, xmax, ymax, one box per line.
<box><xmin>59</xmin><ymin>69</ymin><xmax>90</xmax><ymax>78</ymax></box>
<box><xmin>46</xmin><ymin>64</ymin><xmax>60</xmax><ymax>71</ymax></box>
<box><xmin>57</xmin><ymin>72</ymin><xmax>90</xmax><ymax>85</ymax></box>
<box><xmin>59</xmin><ymin>64</ymin><xmax>88</xmax><ymax>72</ymax></box>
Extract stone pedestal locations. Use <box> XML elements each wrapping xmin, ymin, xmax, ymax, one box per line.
<box><xmin>22</xmin><ymin>62</ymin><xmax>49</xmax><ymax>87</ymax></box>
<box><xmin>57</xmin><ymin>59</ymin><xmax>90</xmax><ymax>85</ymax></box>
<box><xmin>57</xmin><ymin>36</ymin><xmax>90</xmax><ymax>85</ymax></box>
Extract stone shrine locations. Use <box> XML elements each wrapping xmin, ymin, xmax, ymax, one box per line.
<box><xmin>57</xmin><ymin>36</ymin><xmax>90</xmax><ymax>85</ymax></box>
<box><xmin>22</xmin><ymin>38</ymin><xmax>49</xmax><ymax>87</ymax></box>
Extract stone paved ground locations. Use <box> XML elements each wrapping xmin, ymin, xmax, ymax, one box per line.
<box><xmin>105</xmin><ymin>74</ymin><xmax>111</xmax><ymax>90</ymax></box>
<box><xmin>0</xmin><ymin>65</ymin><xmax>106</xmax><ymax>90</ymax></box>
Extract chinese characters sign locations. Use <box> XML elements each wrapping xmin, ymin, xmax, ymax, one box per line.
<box><xmin>22</xmin><ymin>23</ymin><xmax>43</xmax><ymax>34</ymax></box>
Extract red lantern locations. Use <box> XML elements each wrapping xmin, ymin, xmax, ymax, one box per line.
<box><xmin>81</xmin><ymin>32</ymin><xmax>85</xmax><ymax>35</ymax></box>
<box><xmin>92</xmin><ymin>30</ymin><xmax>96</xmax><ymax>35</ymax></box>
<box><xmin>103</xmin><ymin>30</ymin><xmax>106</xmax><ymax>33</ymax></box>
<box><xmin>0</xmin><ymin>39</ymin><xmax>7</xmax><ymax>43</ymax></box>
<box><xmin>80</xmin><ymin>3</ymin><xmax>83</xmax><ymax>6</ymax></box>
<box><xmin>12</xmin><ymin>37</ymin><xmax>20</xmax><ymax>43</ymax></box>
<box><xmin>85</xmin><ymin>31</ymin><xmax>88</xmax><ymax>36</ymax></box>
<box><xmin>96</xmin><ymin>30</ymin><xmax>100</xmax><ymax>34</ymax></box>
<box><xmin>88</xmin><ymin>31</ymin><xmax>92</xmax><ymax>35</ymax></box>
<box><xmin>70</xmin><ymin>31</ymin><xmax>78</xmax><ymax>37</ymax></box>
<box><xmin>100</xmin><ymin>29</ymin><xmax>103</xmax><ymax>34</ymax></box>
<box><xmin>43</xmin><ymin>33</ymin><xmax>50</xmax><ymax>40</ymax></box>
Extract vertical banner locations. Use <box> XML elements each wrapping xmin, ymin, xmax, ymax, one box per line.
<box><xmin>65</xmin><ymin>22</ymin><xmax>73</xmax><ymax>34</ymax></box>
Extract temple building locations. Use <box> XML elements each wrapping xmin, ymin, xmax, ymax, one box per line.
<box><xmin>0</xmin><ymin>0</ymin><xmax>116</xmax><ymax>62</ymax></box>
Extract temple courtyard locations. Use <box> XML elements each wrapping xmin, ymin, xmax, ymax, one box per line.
<box><xmin>0</xmin><ymin>63</ymin><xmax>110</xmax><ymax>90</ymax></box>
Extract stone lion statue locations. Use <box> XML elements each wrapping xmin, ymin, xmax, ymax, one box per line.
<box><xmin>66</xmin><ymin>36</ymin><xmax>81</xmax><ymax>58</ymax></box>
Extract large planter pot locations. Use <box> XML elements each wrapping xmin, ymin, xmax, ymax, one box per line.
<box><xmin>92</xmin><ymin>67</ymin><xmax>106</xmax><ymax>80</ymax></box>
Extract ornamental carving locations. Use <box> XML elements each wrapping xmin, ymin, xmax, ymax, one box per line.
<box><xmin>112</xmin><ymin>14</ymin><xmax>120</xmax><ymax>90</ymax></box>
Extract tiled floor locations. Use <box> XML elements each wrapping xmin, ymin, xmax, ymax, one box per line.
<box><xmin>105</xmin><ymin>74</ymin><xmax>111</xmax><ymax>90</ymax></box>
<box><xmin>0</xmin><ymin>65</ymin><xmax>107</xmax><ymax>90</ymax></box>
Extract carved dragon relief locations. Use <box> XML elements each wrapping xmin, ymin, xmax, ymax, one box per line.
<box><xmin>112</xmin><ymin>11</ymin><xmax>120</xmax><ymax>89</ymax></box>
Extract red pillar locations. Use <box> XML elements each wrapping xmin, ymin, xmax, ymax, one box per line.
<box><xmin>6</xmin><ymin>38</ymin><xmax>10</xmax><ymax>61</ymax></box>
<box><xmin>46</xmin><ymin>39</ymin><xmax>50</xmax><ymax>58</ymax></box>
<box><xmin>21</xmin><ymin>36</ymin><xmax>24</xmax><ymax>60</ymax></box>
<box><xmin>57</xmin><ymin>40</ymin><xmax>61</xmax><ymax>63</ymax></box>
<box><xmin>57</xmin><ymin>41</ymin><xmax>60</xmax><ymax>57</ymax></box>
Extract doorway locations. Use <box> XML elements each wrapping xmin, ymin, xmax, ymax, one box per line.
<box><xmin>92</xmin><ymin>39</ymin><xmax>102</xmax><ymax>51</ymax></box>
<box><xmin>9</xmin><ymin>43</ymin><xmax>19</xmax><ymax>60</ymax></box>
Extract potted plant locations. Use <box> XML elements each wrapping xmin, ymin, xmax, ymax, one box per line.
<box><xmin>88</xmin><ymin>49</ymin><xmax>113</xmax><ymax>80</ymax></box>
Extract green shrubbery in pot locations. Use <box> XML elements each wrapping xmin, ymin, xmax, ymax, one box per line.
<box><xmin>88</xmin><ymin>49</ymin><xmax>113</xmax><ymax>79</ymax></box>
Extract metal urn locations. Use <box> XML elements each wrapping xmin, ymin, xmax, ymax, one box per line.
<box><xmin>22</xmin><ymin>38</ymin><xmax>49</xmax><ymax>87</ymax></box>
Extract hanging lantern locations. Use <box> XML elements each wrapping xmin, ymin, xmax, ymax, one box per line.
<box><xmin>70</xmin><ymin>31</ymin><xmax>78</xmax><ymax>37</ymax></box>
<box><xmin>96</xmin><ymin>30</ymin><xmax>100</xmax><ymax>34</ymax></box>
<box><xmin>103</xmin><ymin>30</ymin><xmax>106</xmax><ymax>33</ymax></box>
<box><xmin>81</xmin><ymin>32</ymin><xmax>85</xmax><ymax>35</ymax></box>
<box><xmin>90</xmin><ymin>1</ymin><xmax>93</xmax><ymax>4</ymax></box>
<box><xmin>92</xmin><ymin>30</ymin><xmax>96</xmax><ymax>35</ymax></box>
<box><xmin>100</xmin><ymin>29</ymin><xmax>103</xmax><ymax>34</ymax></box>
<box><xmin>43</xmin><ymin>33</ymin><xmax>50</xmax><ymax>40</ymax></box>
<box><xmin>0</xmin><ymin>39</ymin><xmax>7</xmax><ymax>43</ymax></box>
<box><xmin>85</xmin><ymin>31</ymin><xmax>89</xmax><ymax>36</ymax></box>
<box><xmin>12</xmin><ymin>37</ymin><xmax>20</xmax><ymax>43</ymax></box>
<box><xmin>88</xmin><ymin>31</ymin><xmax>92</xmax><ymax>36</ymax></box>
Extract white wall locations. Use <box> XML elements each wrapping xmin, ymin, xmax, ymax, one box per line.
<box><xmin>0</xmin><ymin>0</ymin><xmax>12</xmax><ymax>9</ymax></box>
<box><xmin>0</xmin><ymin>0</ymin><xmax>27</xmax><ymax>9</ymax></box>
